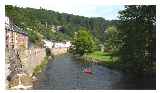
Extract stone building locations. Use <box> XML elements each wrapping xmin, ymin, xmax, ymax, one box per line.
<box><xmin>5</xmin><ymin>17</ymin><xmax>28</xmax><ymax>49</ymax></box>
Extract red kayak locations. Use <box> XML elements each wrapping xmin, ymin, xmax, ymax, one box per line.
<box><xmin>83</xmin><ymin>68</ymin><xmax>92</xmax><ymax>74</ymax></box>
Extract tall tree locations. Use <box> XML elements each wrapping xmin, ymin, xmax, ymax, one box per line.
<box><xmin>118</xmin><ymin>5</ymin><xmax>156</xmax><ymax>75</ymax></box>
<box><xmin>105</xmin><ymin>26</ymin><xmax>120</xmax><ymax>52</ymax></box>
<box><xmin>71</xmin><ymin>29</ymin><xmax>96</xmax><ymax>56</ymax></box>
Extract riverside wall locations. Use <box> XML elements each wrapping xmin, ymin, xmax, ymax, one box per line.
<box><xmin>5</xmin><ymin>48</ymin><xmax>46</xmax><ymax>76</ymax></box>
<box><xmin>5</xmin><ymin>48</ymin><xmax>68</xmax><ymax>76</ymax></box>
<box><xmin>24</xmin><ymin>48</ymin><xmax>46</xmax><ymax>76</ymax></box>
<box><xmin>50</xmin><ymin>47</ymin><xmax>68</xmax><ymax>55</ymax></box>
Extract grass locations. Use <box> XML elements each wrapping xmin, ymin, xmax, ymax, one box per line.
<box><xmin>86</xmin><ymin>51</ymin><xmax>113</xmax><ymax>62</ymax></box>
<box><xmin>84</xmin><ymin>51</ymin><xmax>120</xmax><ymax>70</ymax></box>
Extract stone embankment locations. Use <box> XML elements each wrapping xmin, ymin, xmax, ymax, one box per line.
<box><xmin>50</xmin><ymin>47</ymin><xmax>68</xmax><ymax>55</ymax></box>
<box><xmin>5</xmin><ymin>47</ymin><xmax>68</xmax><ymax>89</ymax></box>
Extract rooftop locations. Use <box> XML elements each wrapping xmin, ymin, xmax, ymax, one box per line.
<box><xmin>5</xmin><ymin>17</ymin><xmax>28</xmax><ymax>36</ymax></box>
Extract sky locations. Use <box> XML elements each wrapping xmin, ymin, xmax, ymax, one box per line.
<box><xmin>5</xmin><ymin>0</ymin><xmax>125</xmax><ymax>20</ymax></box>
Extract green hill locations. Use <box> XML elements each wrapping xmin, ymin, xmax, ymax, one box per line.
<box><xmin>5</xmin><ymin>5</ymin><xmax>118</xmax><ymax>45</ymax></box>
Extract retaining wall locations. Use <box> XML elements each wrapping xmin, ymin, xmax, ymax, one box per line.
<box><xmin>24</xmin><ymin>48</ymin><xmax>46</xmax><ymax>76</ymax></box>
<box><xmin>5</xmin><ymin>48</ymin><xmax>46</xmax><ymax>76</ymax></box>
<box><xmin>5</xmin><ymin>47</ymin><xmax>68</xmax><ymax>76</ymax></box>
<box><xmin>50</xmin><ymin>47</ymin><xmax>68</xmax><ymax>55</ymax></box>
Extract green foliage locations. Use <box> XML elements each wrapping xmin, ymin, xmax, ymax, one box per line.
<box><xmin>46</xmin><ymin>48</ymin><xmax>51</xmax><ymax>56</ymax></box>
<box><xmin>27</xmin><ymin>30</ymin><xmax>41</xmax><ymax>43</ymax></box>
<box><xmin>45</xmin><ymin>48</ymin><xmax>55</xmax><ymax>59</ymax></box>
<box><xmin>105</xmin><ymin>26</ymin><xmax>121</xmax><ymax>52</ymax></box>
<box><xmin>32</xmin><ymin>56</ymin><xmax>48</xmax><ymax>76</ymax></box>
<box><xmin>86</xmin><ymin>51</ymin><xmax>113</xmax><ymax>62</ymax></box>
<box><xmin>117</xmin><ymin>5</ymin><xmax>156</xmax><ymax>75</ymax></box>
<box><xmin>71</xmin><ymin>29</ymin><xmax>96</xmax><ymax>56</ymax></box>
<box><xmin>5</xmin><ymin>5</ymin><xmax>118</xmax><ymax>42</ymax></box>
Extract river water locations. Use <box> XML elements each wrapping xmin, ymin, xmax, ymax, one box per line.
<box><xmin>33</xmin><ymin>54</ymin><xmax>156</xmax><ymax>90</ymax></box>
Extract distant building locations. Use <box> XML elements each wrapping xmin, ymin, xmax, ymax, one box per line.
<box><xmin>42</xmin><ymin>39</ymin><xmax>71</xmax><ymax>49</ymax></box>
<box><xmin>42</xmin><ymin>39</ymin><xmax>53</xmax><ymax>48</ymax></box>
<box><xmin>53</xmin><ymin>41</ymin><xmax>71</xmax><ymax>48</ymax></box>
<box><xmin>51</xmin><ymin>25</ymin><xmax>56</xmax><ymax>32</ymax></box>
<box><xmin>5</xmin><ymin>16</ymin><xmax>28</xmax><ymax>49</ymax></box>
<box><xmin>50</xmin><ymin>25</ymin><xmax>64</xmax><ymax>32</ymax></box>
<box><xmin>56</xmin><ymin>26</ymin><xmax>64</xmax><ymax>32</ymax></box>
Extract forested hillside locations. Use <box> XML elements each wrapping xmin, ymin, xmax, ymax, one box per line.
<box><xmin>5</xmin><ymin>5</ymin><xmax>118</xmax><ymax>44</ymax></box>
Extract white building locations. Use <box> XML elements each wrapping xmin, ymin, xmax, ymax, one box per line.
<box><xmin>54</xmin><ymin>41</ymin><xmax>71</xmax><ymax>48</ymax></box>
<box><xmin>42</xmin><ymin>39</ymin><xmax>53</xmax><ymax>48</ymax></box>
<box><xmin>42</xmin><ymin>39</ymin><xmax>71</xmax><ymax>49</ymax></box>
<box><xmin>51</xmin><ymin>25</ymin><xmax>56</xmax><ymax>32</ymax></box>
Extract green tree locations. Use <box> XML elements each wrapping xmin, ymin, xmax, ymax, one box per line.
<box><xmin>118</xmin><ymin>5</ymin><xmax>156</xmax><ymax>75</ymax></box>
<box><xmin>5</xmin><ymin>5</ymin><xmax>116</xmax><ymax>43</ymax></box>
<box><xmin>71</xmin><ymin>29</ymin><xmax>96</xmax><ymax>56</ymax></box>
<box><xmin>105</xmin><ymin>26</ymin><xmax>120</xmax><ymax>52</ymax></box>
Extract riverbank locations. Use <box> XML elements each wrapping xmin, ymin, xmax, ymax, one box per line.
<box><xmin>32</xmin><ymin>48</ymin><xmax>67</xmax><ymax>77</ymax></box>
<box><xmin>85</xmin><ymin>51</ymin><xmax>113</xmax><ymax>62</ymax></box>
<box><xmin>32</xmin><ymin>56</ymin><xmax>49</xmax><ymax>77</ymax></box>
<box><xmin>82</xmin><ymin>51</ymin><xmax>156</xmax><ymax>78</ymax></box>
<box><xmin>32</xmin><ymin>53</ymin><xmax>55</xmax><ymax>76</ymax></box>
<box><xmin>80</xmin><ymin>51</ymin><xmax>118</xmax><ymax>67</ymax></box>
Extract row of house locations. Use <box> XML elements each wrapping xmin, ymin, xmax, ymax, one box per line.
<box><xmin>5</xmin><ymin>17</ymin><xmax>29</xmax><ymax>49</ymax></box>
<box><xmin>42</xmin><ymin>39</ymin><xmax>71</xmax><ymax>49</ymax></box>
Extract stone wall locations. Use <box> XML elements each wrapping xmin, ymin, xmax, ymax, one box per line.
<box><xmin>5</xmin><ymin>47</ymin><xmax>69</xmax><ymax>89</ymax></box>
<box><xmin>24</xmin><ymin>48</ymin><xmax>46</xmax><ymax>76</ymax></box>
<box><xmin>50</xmin><ymin>48</ymin><xmax>68</xmax><ymax>55</ymax></box>
<box><xmin>5</xmin><ymin>48</ymin><xmax>46</xmax><ymax>76</ymax></box>
<box><xmin>5</xmin><ymin>48</ymin><xmax>68</xmax><ymax>77</ymax></box>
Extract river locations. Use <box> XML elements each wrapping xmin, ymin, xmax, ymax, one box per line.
<box><xmin>33</xmin><ymin>54</ymin><xmax>156</xmax><ymax>90</ymax></box>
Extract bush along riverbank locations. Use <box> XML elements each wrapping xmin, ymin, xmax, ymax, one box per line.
<box><xmin>32</xmin><ymin>56</ymin><xmax>49</xmax><ymax>77</ymax></box>
<box><xmin>80</xmin><ymin>51</ymin><xmax>118</xmax><ymax>66</ymax></box>
<box><xmin>80</xmin><ymin>51</ymin><xmax>156</xmax><ymax>78</ymax></box>
<box><xmin>78</xmin><ymin>50</ymin><xmax>138</xmax><ymax>75</ymax></box>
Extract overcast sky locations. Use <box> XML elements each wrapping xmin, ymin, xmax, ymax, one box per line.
<box><xmin>5</xmin><ymin>0</ymin><xmax>124</xmax><ymax>20</ymax></box>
